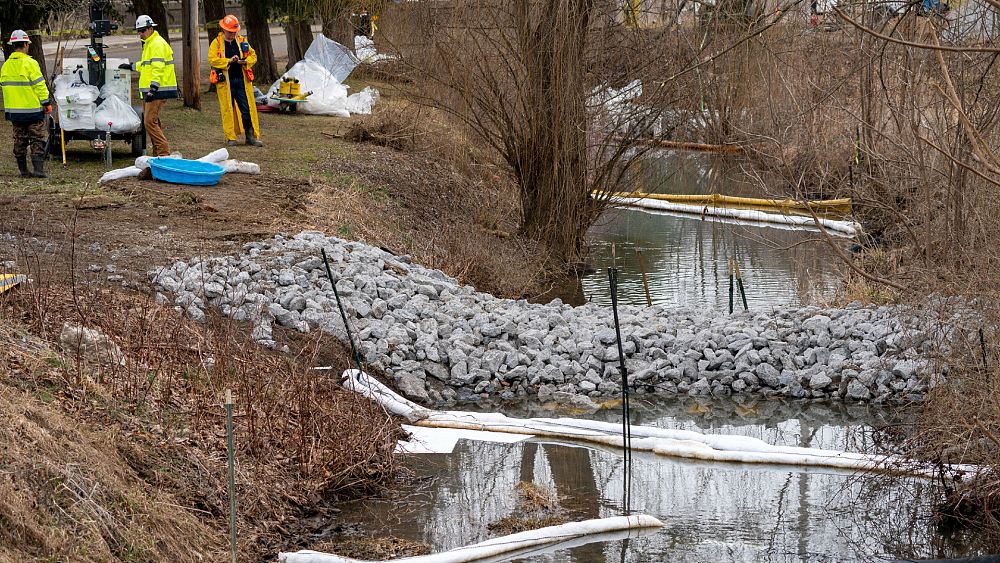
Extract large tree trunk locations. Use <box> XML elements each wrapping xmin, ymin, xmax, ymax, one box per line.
<box><xmin>181</xmin><ymin>0</ymin><xmax>201</xmax><ymax>109</ymax></box>
<box><xmin>0</xmin><ymin>7</ymin><xmax>49</xmax><ymax>81</ymax></box>
<box><xmin>513</xmin><ymin>0</ymin><xmax>594</xmax><ymax>264</ymax></box>
<box><xmin>242</xmin><ymin>0</ymin><xmax>278</xmax><ymax>84</ymax></box>
<box><xmin>285</xmin><ymin>19</ymin><xmax>313</xmax><ymax>70</ymax></box>
<box><xmin>131</xmin><ymin>0</ymin><xmax>171</xmax><ymax>42</ymax></box>
<box><xmin>203</xmin><ymin>0</ymin><xmax>226</xmax><ymax>92</ymax></box>
<box><xmin>321</xmin><ymin>13</ymin><xmax>353</xmax><ymax>47</ymax></box>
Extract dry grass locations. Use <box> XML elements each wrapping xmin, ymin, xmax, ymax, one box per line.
<box><xmin>486</xmin><ymin>481</ymin><xmax>566</xmax><ymax>535</ymax></box>
<box><xmin>0</xmin><ymin>320</ymin><xmax>225</xmax><ymax>562</ymax></box>
<box><xmin>0</xmin><ymin>240</ymin><xmax>403</xmax><ymax>559</ymax></box>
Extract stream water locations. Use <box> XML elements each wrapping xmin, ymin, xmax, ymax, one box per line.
<box><xmin>336</xmin><ymin>398</ymin><xmax>975</xmax><ymax>561</ymax></box>
<box><xmin>579</xmin><ymin>151</ymin><xmax>845</xmax><ymax>309</ymax></box>
<box><xmin>327</xmin><ymin>152</ymin><xmax>979</xmax><ymax>561</ymax></box>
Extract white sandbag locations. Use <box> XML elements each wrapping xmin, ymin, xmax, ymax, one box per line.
<box><xmin>94</xmin><ymin>95</ymin><xmax>141</xmax><ymax>133</ymax></box>
<box><xmin>344</xmin><ymin>87</ymin><xmax>379</xmax><ymax>115</ymax></box>
<box><xmin>220</xmin><ymin>159</ymin><xmax>260</xmax><ymax>174</ymax></box>
<box><xmin>354</xmin><ymin>35</ymin><xmax>377</xmax><ymax>62</ymax></box>
<box><xmin>54</xmin><ymin>75</ymin><xmax>100</xmax><ymax>104</ymax></box>
<box><xmin>99</xmin><ymin>79</ymin><xmax>130</xmax><ymax>105</ymax></box>
<box><xmin>99</xmin><ymin>166</ymin><xmax>141</xmax><ymax>184</ymax></box>
<box><xmin>196</xmin><ymin>148</ymin><xmax>229</xmax><ymax>163</ymax></box>
<box><xmin>135</xmin><ymin>153</ymin><xmax>181</xmax><ymax>170</ymax></box>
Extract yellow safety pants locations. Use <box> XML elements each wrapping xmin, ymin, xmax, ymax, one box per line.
<box><xmin>215</xmin><ymin>77</ymin><xmax>261</xmax><ymax>141</ymax></box>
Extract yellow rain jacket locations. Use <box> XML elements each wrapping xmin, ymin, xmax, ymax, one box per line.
<box><xmin>138</xmin><ymin>30</ymin><xmax>178</xmax><ymax>99</ymax></box>
<box><xmin>1</xmin><ymin>51</ymin><xmax>50</xmax><ymax>122</ymax></box>
<box><xmin>208</xmin><ymin>33</ymin><xmax>260</xmax><ymax>141</ymax></box>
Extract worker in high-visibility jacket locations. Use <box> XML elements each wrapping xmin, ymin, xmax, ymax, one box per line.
<box><xmin>120</xmin><ymin>15</ymin><xmax>177</xmax><ymax>156</ymax></box>
<box><xmin>208</xmin><ymin>15</ymin><xmax>262</xmax><ymax>147</ymax></box>
<box><xmin>1</xmin><ymin>30</ymin><xmax>51</xmax><ymax>178</ymax></box>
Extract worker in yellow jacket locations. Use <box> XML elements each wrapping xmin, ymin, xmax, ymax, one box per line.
<box><xmin>1</xmin><ymin>30</ymin><xmax>51</xmax><ymax>178</ymax></box>
<box><xmin>120</xmin><ymin>15</ymin><xmax>177</xmax><ymax>156</ymax></box>
<box><xmin>208</xmin><ymin>15</ymin><xmax>262</xmax><ymax>147</ymax></box>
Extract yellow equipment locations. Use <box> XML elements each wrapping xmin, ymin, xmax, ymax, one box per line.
<box><xmin>0</xmin><ymin>273</ymin><xmax>27</xmax><ymax>295</ymax></box>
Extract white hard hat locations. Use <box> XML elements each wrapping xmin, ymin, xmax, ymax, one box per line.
<box><xmin>7</xmin><ymin>29</ymin><xmax>31</xmax><ymax>45</ymax></box>
<box><xmin>135</xmin><ymin>15</ymin><xmax>157</xmax><ymax>30</ymax></box>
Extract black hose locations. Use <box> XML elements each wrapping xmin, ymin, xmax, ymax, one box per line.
<box><xmin>608</xmin><ymin>267</ymin><xmax>632</xmax><ymax>515</ymax></box>
<box><xmin>321</xmin><ymin>248</ymin><xmax>363</xmax><ymax>373</ymax></box>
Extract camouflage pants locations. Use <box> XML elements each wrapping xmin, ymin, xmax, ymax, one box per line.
<box><xmin>12</xmin><ymin>120</ymin><xmax>47</xmax><ymax>158</ymax></box>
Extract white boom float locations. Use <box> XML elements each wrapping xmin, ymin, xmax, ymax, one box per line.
<box><xmin>342</xmin><ymin>370</ymin><xmax>974</xmax><ymax>479</ymax></box>
<box><xmin>606</xmin><ymin>195</ymin><xmax>862</xmax><ymax>237</ymax></box>
<box><xmin>278</xmin><ymin>514</ymin><xmax>664</xmax><ymax>563</ymax></box>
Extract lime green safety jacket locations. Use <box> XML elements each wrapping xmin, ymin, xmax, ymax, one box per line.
<box><xmin>137</xmin><ymin>31</ymin><xmax>178</xmax><ymax>100</ymax></box>
<box><xmin>1</xmin><ymin>51</ymin><xmax>50</xmax><ymax>123</ymax></box>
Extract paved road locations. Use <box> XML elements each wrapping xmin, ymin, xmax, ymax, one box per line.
<box><xmin>34</xmin><ymin>24</ymin><xmax>299</xmax><ymax>74</ymax></box>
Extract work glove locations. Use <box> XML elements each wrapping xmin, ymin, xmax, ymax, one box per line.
<box><xmin>118</xmin><ymin>62</ymin><xmax>132</xmax><ymax>71</ymax></box>
<box><xmin>143</xmin><ymin>85</ymin><xmax>158</xmax><ymax>102</ymax></box>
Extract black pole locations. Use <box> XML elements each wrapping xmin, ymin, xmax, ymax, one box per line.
<box><xmin>321</xmin><ymin>248</ymin><xmax>363</xmax><ymax>372</ymax></box>
<box><xmin>608</xmin><ymin>267</ymin><xmax>632</xmax><ymax>515</ymax></box>
<box><xmin>728</xmin><ymin>260</ymin><xmax>734</xmax><ymax>314</ymax></box>
<box><xmin>980</xmin><ymin>327</ymin><xmax>989</xmax><ymax>380</ymax></box>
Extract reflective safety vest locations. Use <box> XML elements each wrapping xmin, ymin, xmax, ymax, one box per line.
<box><xmin>1</xmin><ymin>51</ymin><xmax>49</xmax><ymax>122</ymax></box>
<box><xmin>138</xmin><ymin>30</ymin><xmax>178</xmax><ymax>100</ymax></box>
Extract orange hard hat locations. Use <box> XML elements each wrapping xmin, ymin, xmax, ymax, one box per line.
<box><xmin>220</xmin><ymin>15</ymin><xmax>240</xmax><ymax>33</ymax></box>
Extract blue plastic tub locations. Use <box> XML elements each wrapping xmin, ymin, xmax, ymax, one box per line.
<box><xmin>148</xmin><ymin>158</ymin><xmax>225</xmax><ymax>186</ymax></box>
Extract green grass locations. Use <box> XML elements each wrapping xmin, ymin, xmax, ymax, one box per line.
<box><xmin>0</xmin><ymin>73</ymin><xmax>375</xmax><ymax>201</ymax></box>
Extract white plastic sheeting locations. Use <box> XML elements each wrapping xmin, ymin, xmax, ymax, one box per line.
<box><xmin>612</xmin><ymin>195</ymin><xmax>862</xmax><ymax>237</ymax></box>
<box><xmin>342</xmin><ymin>370</ymin><xmax>974</xmax><ymax>478</ymax></box>
<box><xmin>267</xmin><ymin>35</ymin><xmax>378</xmax><ymax>116</ymax></box>
<box><xmin>304</xmin><ymin>33</ymin><xmax>360</xmax><ymax>83</ymax></box>
<box><xmin>396</xmin><ymin>424</ymin><xmax>529</xmax><ymax>454</ymax></box>
<box><xmin>278</xmin><ymin>515</ymin><xmax>663</xmax><ymax>563</ymax></box>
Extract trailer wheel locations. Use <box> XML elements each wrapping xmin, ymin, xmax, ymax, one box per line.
<box><xmin>46</xmin><ymin>115</ymin><xmax>61</xmax><ymax>157</ymax></box>
<box><xmin>130</xmin><ymin>131</ymin><xmax>145</xmax><ymax>158</ymax></box>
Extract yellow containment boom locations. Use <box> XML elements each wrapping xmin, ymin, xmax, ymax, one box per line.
<box><xmin>0</xmin><ymin>273</ymin><xmax>27</xmax><ymax>295</ymax></box>
<box><xmin>599</xmin><ymin>191</ymin><xmax>853</xmax><ymax>214</ymax></box>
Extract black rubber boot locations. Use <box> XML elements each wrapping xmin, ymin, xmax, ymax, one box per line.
<box><xmin>245</xmin><ymin>134</ymin><xmax>263</xmax><ymax>147</ymax></box>
<box><xmin>15</xmin><ymin>156</ymin><xmax>30</xmax><ymax>178</ymax></box>
<box><xmin>30</xmin><ymin>156</ymin><xmax>47</xmax><ymax>178</ymax></box>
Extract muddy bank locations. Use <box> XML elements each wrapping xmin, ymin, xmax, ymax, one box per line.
<box><xmin>151</xmin><ymin>231</ymin><xmax>941</xmax><ymax>405</ymax></box>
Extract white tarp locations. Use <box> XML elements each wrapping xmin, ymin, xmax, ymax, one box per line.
<box><xmin>267</xmin><ymin>34</ymin><xmax>378</xmax><ymax>117</ymax></box>
<box><xmin>396</xmin><ymin>424</ymin><xmax>529</xmax><ymax>454</ymax></box>
<box><xmin>341</xmin><ymin>370</ymin><xmax>976</xmax><ymax>478</ymax></box>
<box><xmin>278</xmin><ymin>515</ymin><xmax>663</xmax><ymax>563</ymax></box>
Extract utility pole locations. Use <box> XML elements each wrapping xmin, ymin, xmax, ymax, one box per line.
<box><xmin>182</xmin><ymin>0</ymin><xmax>201</xmax><ymax>109</ymax></box>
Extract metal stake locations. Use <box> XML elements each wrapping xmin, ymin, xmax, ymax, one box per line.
<box><xmin>226</xmin><ymin>389</ymin><xmax>237</xmax><ymax>563</ymax></box>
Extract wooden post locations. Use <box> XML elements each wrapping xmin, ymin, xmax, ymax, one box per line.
<box><xmin>182</xmin><ymin>0</ymin><xmax>201</xmax><ymax>109</ymax></box>
<box><xmin>636</xmin><ymin>250</ymin><xmax>652</xmax><ymax>307</ymax></box>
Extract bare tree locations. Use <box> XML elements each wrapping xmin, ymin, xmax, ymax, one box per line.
<box><xmin>131</xmin><ymin>0</ymin><xmax>170</xmax><ymax>42</ymax></box>
<box><xmin>392</xmin><ymin>0</ymin><xmax>781</xmax><ymax>265</ymax></box>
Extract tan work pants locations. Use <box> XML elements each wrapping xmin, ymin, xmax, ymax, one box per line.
<box><xmin>143</xmin><ymin>99</ymin><xmax>170</xmax><ymax>156</ymax></box>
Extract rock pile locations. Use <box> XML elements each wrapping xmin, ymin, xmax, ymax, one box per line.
<box><xmin>152</xmin><ymin>231</ymin><xmax>938</xmax><ymax>406</ymax></box>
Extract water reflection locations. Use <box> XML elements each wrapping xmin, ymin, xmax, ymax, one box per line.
<box><xmin>337</xmin><ymin>399</ymin><xmax>965</xmax><ymax>562</ymax></box>
<box><xmin>582</xmin><ymin>151</ymin><xmax>845</xmax><ymax>309</ymax></box>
